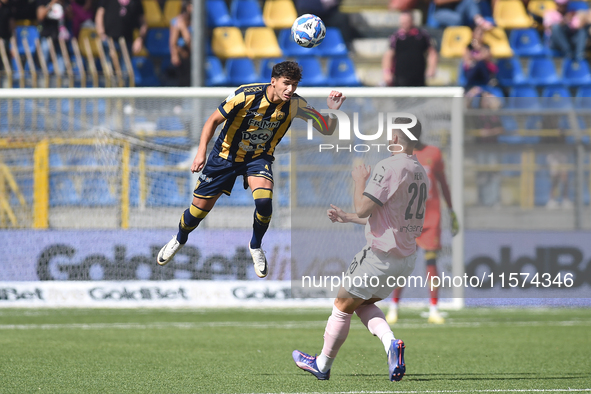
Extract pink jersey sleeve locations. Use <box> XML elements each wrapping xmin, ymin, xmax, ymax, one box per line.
<box><xmin>363</xmin><ymin>162</ymin><xmax>401</xmax><ymax>205</ymax></box>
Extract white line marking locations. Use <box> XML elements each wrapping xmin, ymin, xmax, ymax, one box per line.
<box><xmin>0</xmin><ymin>320</ymin><xmax>591</xmax><ymax>330</ymax></box>
<box><xmin>242</xmin><ymin>390</ymin><xmax>591</xmax><ymax>394</ymax></box>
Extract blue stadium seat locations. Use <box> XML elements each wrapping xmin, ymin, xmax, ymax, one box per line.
<box><xmin>50</xmin><ymin>175</ymin><xmax>80</xmax><ymax>206</ymax></box>
<box><xmin>80</xmin><ymin>175</ymin><xmax>117</xmax><ymax>206</ymax></box>
<box><xmin>259</xmin><ymin>57</ymin><xmax>284</xmax><ymax>79</ymax></box>
<box><xmin>500</xmin><ymin>152</ymin><xmax>522</xmax><ymax>177</ymax></box>
<box><xmin>326</xmin><ymin>56</ymin><xmax>361</xmax><ymax>86</ymax></box>
<box><xmin>567</xmin><ymin>1</ymin><xmax>589</xmax><ymax>11</ymax></box>
<box><xmin>226</xmin><ymin>58</ymin><xmax>260</xmax><ymax>85</ymax></box>
<box><xmin>205</xmin><ymin>56</ymin><xmax>228</xmax><ymax>86</ymax></box>
<box><xmin>156</xmin><ymin>116</ymin><xmax>184</xmax><ymax>131</ymax></box>
<box><xmin>295</xmin><ymin>57</ymin><xmax>327</xmax><ymax>86</ymax></box>
<box><xmin>541</xmin><ymin>86</ymin><xmax>572</xmax><ymax>108</ymax></box>
<box><xmin>148</xmin><ymin>174</ymin><xmax>187</xmax><ymax>206</ymax></box>
<box><xmin>575</xmin><ymin>86</ymin><xmax>591</xmax><ymax>107</ymax></box>
<box><xmin>502</xmin><ymin>87</ymin><xmax>542</xmax><ymax>143</ymax></box>
<box><xmin>426</xmin><ymin>2</ymin><xmax>441</xmax><ymax>28</ymax></box>
<box><xmin>13</xmin><ymin>26</ymin><xmax>39</xmax><ymax>56</ymax></box>
<box><xmin>145</xmin><ymin>28</ymin><xmax>170</xmax><ymax>56</ymax></box>
<box><xmin>315</xmin><ymin>28</ymin><xmax>348</xmax><ymax>57</ymax></box>
<box><xmin>206</xmin><ymin>0</ymin><xmax>233</xmax><ymax>27</ymax></box>
<box><xmin>231</xmin><ymin>0</ymin><xmax>265</xmax><ymax>28</ymax></box>
<box><xmin>562</xmin><ymin>59</ymin><xmax>591</xmax><ymax>87</ymax></box>
<box><xmin>278</xmin><ymin>29</ymin><xmax>319</xmax><ymax>57</ymax></box>
<box><xmin>509</xmin><ymin>29</ymin><xmax>548</xmax><ymax>57</ymax></box>
<box><xmin>497</xmin><ymin>57</ymin><xmax>528</xmax><ymax>86</ymax></box>
<box><xmin>132</xmin><ymin>57</ymin><xmax>160</xmax><ymax>87</ymax></box>
<box><xmin>528</xmin><ymin>57</ymin><xmax>561</xmax><ymax>86</ymax></box>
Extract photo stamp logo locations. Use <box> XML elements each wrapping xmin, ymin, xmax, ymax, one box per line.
<box><xmin>306</xmin><ymin>110</ymin><xmax>418</xmax><ymax>153</ymax></box>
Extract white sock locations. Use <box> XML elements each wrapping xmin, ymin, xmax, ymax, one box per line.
<box><xmin>380</xmin><ymin>331</ymin><xmax>396</xmax><ymax>354</ymax></box>
<box><xmin>430</xmin><ymin>305</ymin><xmax>439</xmax><ymax>314</ymax></box>
<box><xmin>316</xmin><ymin>353</ymin><xmax>334</xmax><ymax>373</ymax></box>
<box><xmin>390</xmin><ymin>302</ymin><xmax>398</xmax><ymax>311</ymax></box>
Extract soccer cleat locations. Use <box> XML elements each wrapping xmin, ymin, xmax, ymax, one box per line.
<box><xmin>292</xmin><ymin>350</ymin><xmax>330</xmax><ymax>380</ymax></box>
<box><xmin>157</xmin><ymin>236</ymin><xmax>183</xmax><ymax>266</ymax></box>
<box><xmin>386</xmin><ymin>307</ymin><xmax>398</xmax><ymax>324</ymax></box>
<box><xmin>388</xmin><ymin>339</ymin><xmax>406</xmax><ymax>382</ymax></box>
<box><xmin>249</xmin><ymin>243</ymin><xmax>268</xmax><ymax>278</ymax></box>
<box><xmin>427</xmin><ymin>310</ymin><xmax>445</xmax><ymax>324</ymax></box>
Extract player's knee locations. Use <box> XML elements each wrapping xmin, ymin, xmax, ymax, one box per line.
<box><xmin>180</xmin><ymin>204</ymin><xmax>209</xmax><ymax>231</ymax></box>
<box><xmin>253</xmin><ymin>188</ymin><xmax>273</xmax><ymax>217</ymax></box>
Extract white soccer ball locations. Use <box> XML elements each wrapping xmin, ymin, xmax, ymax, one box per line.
<box><xmin>291</xmin><ymin>14</ymin><xmax>326</xmax><ymax>48</ymax></box>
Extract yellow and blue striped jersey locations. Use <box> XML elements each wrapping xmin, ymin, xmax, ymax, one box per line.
<box><xmin>214</xmin><ymin>83</ymin><xmax>326</xmax><ymax>162</ymax></box>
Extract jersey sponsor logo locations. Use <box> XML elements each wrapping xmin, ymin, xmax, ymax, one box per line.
<box><xmin>199</xmin><ymin>173</ymin><xmax>213</xmax><ymax>183</ymax></box>
<box><xmin>414</xmin><ymin>172</ymin><xmax>423</xmax><ymax>180</ymax></box>
<box><xmin>239</xmin><ymin>141</ymin><xmax>266</xmax><ymax>152</ymax></box>
<box><xmin>247</xmin><ymin>118</ymin><xmax>280</xmax><ymax>130</ymax></box>
<box><xmin>243</xmin><ymin>86</ymin><xmax>263</xmax><ymax>93</ymax></box>
<box><xmin>247</xmin><ymin>110</ymin><xmax>264</xmax><ymax>117</ymax></box>
<box><xmin>274</xmin><ymin>110</ymin><xmax>285</xmax><ymax>120</ymax></box>
<box><xmin>399</xmin><ymin>224</ymin><xmax>423</xmax><ymax>233</ymax></box>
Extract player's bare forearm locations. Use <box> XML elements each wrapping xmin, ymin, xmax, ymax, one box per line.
<box><xmin>322</xmin><ymin>90</ymin><xmax>346</xmax><ymax>135</ymax></box>
<box><xmin>436</xmin><ymin>171</ymin><xmax>453</xmax><ymax>209</ymax></box>
<box><xmin>352</xmin><ymin>164</ymin><xmax>376</xmax><ymax>218</ymax></box>
<box><xmin>327</xmin><ymin>204</ymin><xmax>367</xmax><ymax>225</ymax></box>
<box><xmin>192</xmin><ymin>111</ymin><xmax>225</xmax><ymax>173</ymax></box>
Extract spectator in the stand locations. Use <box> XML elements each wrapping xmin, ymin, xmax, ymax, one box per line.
<box><xmin>71</xmin><ymin>0</ymin><xmax>96</xmax><ymax>39</ymax></box>
<box><xmin>462</xmin><ymin>26</ymin><xmax>497</xmax><ymax>90</ymax></box>
<box><xmin>37</xmin><ymin>0</ymin><xmax>70</xmax><ymax>72</ymax></box>
<box><xmin>432</xmin><ymin>0</ymin><xmax>493</xmax><ymax>29</ymax></box>
<box><xmin>13</xmin><ymin>0</ymin><xmax>37</xmax><ymax>21</ymax></box>
<box><xmin>382</xmin><ymin>11</ymin><xmax>438</xmax><ymax>87</ymax></box>
<box><xmin>95</xmin><ymin>0</ymin><xmax>147</xmax><ymax>57</ymax></box>
<box><xmin>294</xmin><ymin>0</ymin><xmax>357</xmax><ymax>46</ymax></box>
<box><xmin>466</xmin><ymin>87</ymin><xmax>503</xmax><ymax>207</ymax></box>
<box><xmin>544</xmin><ymin>0</ymin><xmax>588</xmax><ymax>60</ymax></box>
<box><xmin>0</xmin><ymin>0</ymin><xmax>15</xmax><ymax>71</ymax></box>
<box><xmin>166</xmin><ymin>0</ymin><xmax>192</xmax><ymax>86</ymax></box>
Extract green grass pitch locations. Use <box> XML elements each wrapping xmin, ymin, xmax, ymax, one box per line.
<box><xmin>1</xmin><ymin>307</ymin><xmax>590</xmax><ymax>393</ymax></box>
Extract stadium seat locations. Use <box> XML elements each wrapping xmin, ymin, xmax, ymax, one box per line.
<box><xmin>509</xmin><ymin>29</ymin><xmax>548</xmax><ymax>57</ymax></box>
<box><xmin>226</xmin><ymin>58</ymin><xmax>260</xmax><ymax>85</ymax></box>
<box><xmin>567</xmin><ymin>1</ymin><xmax>589</xmax><ymax>11</ymax></box>
<box><xmin>494</xmin><ymin>0</ymin><xmax>533</xmax><ymax>28</ymax></box>
<box><xmin>244</xmin><ymin>27</ymin><xmax>283</xmax><ymax>58</ymax></box>
<box><xmin>156</xmin><ymin>116</ymin><xmax>184</xmax><ymax>131</ymax></box>
<box><xmin>259</xmin><ymin>57</ymin><xmax>283</xmax><ymax>79</ymax></box>
<box><xmin>132</xmin><ymin>57</ymin><xmax>160</xmax><ymax>87</ymax></box>
<box><xmin>426</xmin><ymin>2</ymin><xmax>441</xmax><ymax>28</ymax></box>
<box><xmin>263</xmin><ymin>0</ymin><xmax>298</xmax><ymax>29</ymax></box>
<box><xmin>326</xmin><ymin>56</ymin><xmax>362</xmax><ymax>86</ymax></box>
<box><xmin>145</xmin><ymin>28</ymin><xmax>170</xmax><ymax>56</ymax></box>
<box><xmin>212</xmin><ymin>27</ymin><xmax>248</xmax><ymax>58</ymax></box>
<box><xmin>278</xmin><ymin>28</ymin><xmax>319</xmax><ymax>57</ymax></box>
<box><xmin>440</xmin><ymin>26</ymin><xmax>472</xmax><ymax>58</ymax></box>
<box><xmin>528</xmin><ymin>0</ymin><xmax>556</xmax><ymax>18</ymax></box>
<box><xmin>562</xmin><ymin>59</ymin><xmax>591</xmax><ymax>87</ymax></box>
<box><xmin>206</xmin><ymin>56</ymin><xmax>228</xmax><ymax>86</ymax></box>
<box><xmin>503</xmin><ymin>87</ymin><xmax>542</xmax><ymax>142</ymax></box>
<box><xmin>81</xmin><ymin>176</ymin><xmax>117</xmax><ymax>206</ymax></box>
<box><xmin>206</xmin><ymin>0</ymin><xmax>233</xmax><ymax>27</ymax></box>
<box><xmin>482</xmin><ymin>27</ymin><xmax>513</xmax><ymax>58</ymax></box>
<box><xmin>295</xmin><ymin>57</ymin><xmax>327</xmax><ymax>86</ymax></box>
<box><xmin>575</xmin><ymin>86</ymin><xmax>591</xmax><ymax>107</ymax></box>
<box><xmin>315</xmin><ymin>28</ymin><xmax>348</xmax><ymax>57</ymax></box>
<box><xmin>78</xmin><ymin>27</ymin><xmax>100</xmax><ymax>57</ymax></box>
<box><xmin>163</xmin><ymin>0</ymin><xmax>182</xmax><ymax>25</ymax></box>
<box><xmin>231</xmin><ymin>0</ymin><xmax>265</xmax><ymax>28</ymax></box>
<box><xmin>49</xmin><ymin>175</ymin><xmax>80</xmax><ymax>206</ymax></box>
<box><xmin>13</xmin><ymin>26</ymin><xmax>38</xmax><ymax>56</ymax></box>
<box><xmin>148</xmin><ymin>175</ymin><xmax>186</xmax><ymax>206</ymax></box>
<box><xmin>541</xmin><ymin>86</ymin><xmax>572</xmax><ymax>107</ymax></box>
<box><xmin>496</xmin><ymin>57</ymin><xmax>528</xmax><ymax>87</ymax></box>
<box><xmin>142</xmin><ymin>0</ymin><xmax>166</xmax><ymax>27</ymax></box>
<box><xmin>528</xmin><ymin>57</ymin><xmax>561</xmax><ymax>86</ymax></box>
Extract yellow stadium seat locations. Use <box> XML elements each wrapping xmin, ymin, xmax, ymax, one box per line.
<box><xmin>163</xmin><ymin>0</ymin><xmax>183</xmax><ymax>25</ymax></box>
<box><xmin>212</xmin><ymin>27</ymin><xmax>248</xmax><ymax>58</ymax></box>
<box><xmin>528</xmin><ymin>0</ymin><xmax>557</xmax><ymax>18</ymax></box>
<box><xmin>494</xmin><ymin>0</ymin><xmax>533</xmax><ymax>29</ymax></box>
<box><xmin>263</xmin><ymin>0</ymin><xmax>298</xmax><ymax>29</ymax></box>
<box><xmin>440</xmin><ymin>26</ymin><xmax>472</xmax><ymax>58</ymax></box>
<box><xmin>244</xmin><ymin>27</ymin><xmax>283</xmax><ymax>58</ymax></box>
<box><xmin>79</xmin><ymin>27</ymin><xmax>100</xmax><ymax>57</ymax></box>
<box><xmin>142</xmin><ymin>0</ymin><xmax>166</xmax><ymax>27</ymax></box>
<box><xmin>483</xmin><ymin>27</ymin><xmax>513</xmax><ymax>58</ymax></box>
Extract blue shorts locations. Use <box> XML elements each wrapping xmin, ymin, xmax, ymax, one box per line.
<box><xmin>193</xmin><ymin>154</ymin><xmax>274</xmax><ymax>199</ymax></box>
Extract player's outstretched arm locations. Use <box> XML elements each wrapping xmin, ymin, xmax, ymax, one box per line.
<box><xmin>191</xmin><ymin>110</ymin><xmax>226</xmax><ymax>173</ymax></box>
<box><xmin>323</xmin><ymin>91</ymin><xmax>346</xmax><ymax>135</ymax></box>
<box><xmin>327</xmin><ymin>204</ymin><xmax>367</xmax><ymax>225</ymax></box>
<box><xmin>352</xmin><ymin>164</ymin><xmax>379</xmax><ymax>218</ymax></box>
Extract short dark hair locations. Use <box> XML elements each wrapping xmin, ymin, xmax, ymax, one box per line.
<box><xmin>271</xmin><ymin>61</ymin><xmax>302</xmax><ymax>82</ymax></box>
<box><xmin>394</xmin><ymin>117</ymin><xmax>422</xmax><ymax>145</ymax></box>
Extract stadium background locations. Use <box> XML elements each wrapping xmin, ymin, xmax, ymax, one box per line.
<box><xmin>0</xmin><ymin>0</ymin><xmax>590</xmax><ymax>305</ymax></box>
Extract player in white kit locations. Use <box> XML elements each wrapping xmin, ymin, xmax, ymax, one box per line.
<box><xmin>292</xmin><ymin>118</ymin><xmax>428</xmax><ymax>382</ymax></box>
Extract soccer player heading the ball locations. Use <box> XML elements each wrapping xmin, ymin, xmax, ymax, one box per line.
<box><xmin>157</xmin><ymin>60</ymin><xmax>346</xmax><ymax>278</ymax></box>
<box><xmin>293</xmin><ymin>118</ymin><xmax>427</xmax><ymax>382</ymax></box>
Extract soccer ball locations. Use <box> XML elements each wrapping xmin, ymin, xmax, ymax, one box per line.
<box><xmin>291</xmin><ymin>14</ymin><xmax>326</xmax><ymax>48</ymax></box>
